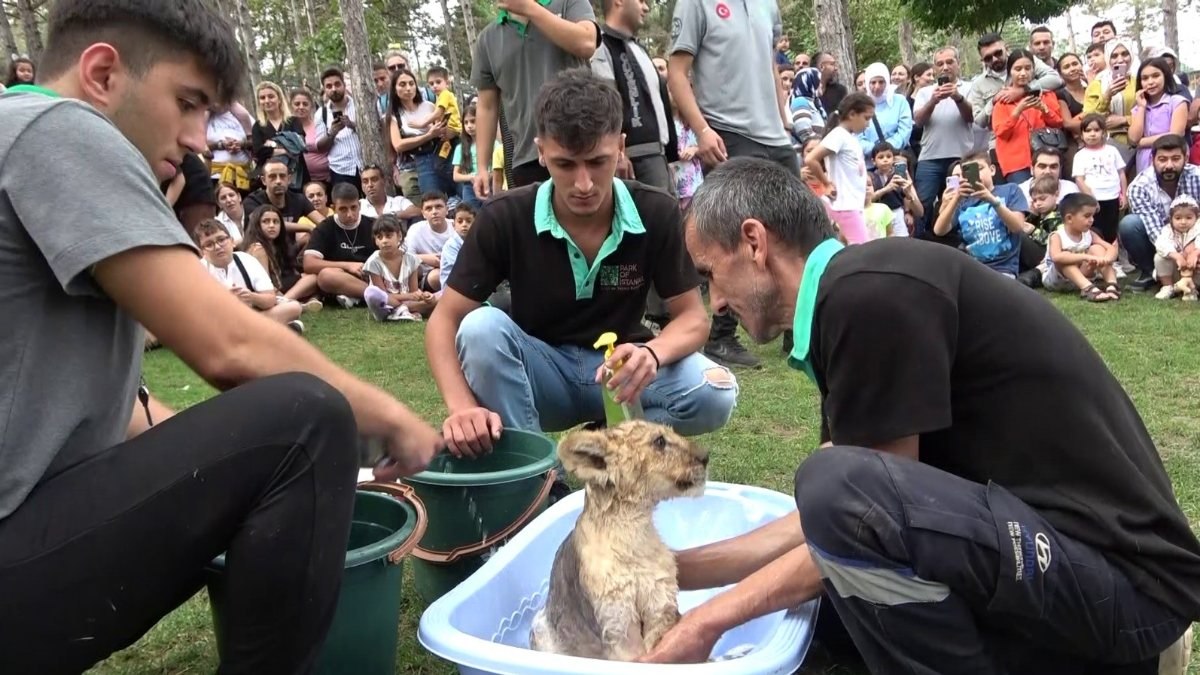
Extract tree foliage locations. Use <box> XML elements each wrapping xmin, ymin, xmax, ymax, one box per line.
<box><xmin>899</xmin><ymin>0</ymin><xmax>1073</xmax><ymax>35</ymax></box>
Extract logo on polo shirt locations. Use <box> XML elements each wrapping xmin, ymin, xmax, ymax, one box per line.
<box><xmin>715</xmin><ymin>2</ymin><xmax>731</xmax><ymax>18</ymax></box>
<box><xmin>598</xmin><ymin>264</ymin><xmax>644</xmax><ymax>292</ymax></box>
<box><xmin>671</xmin><ymin>16</ymin><xmax>682</xmax><ymax>38</ymax></box>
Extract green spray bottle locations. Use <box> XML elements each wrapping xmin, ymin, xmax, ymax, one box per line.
<box><xmin>594</xmin><ymin>332</ymin><xmax>645</xmax><ymax>426</ymax></box>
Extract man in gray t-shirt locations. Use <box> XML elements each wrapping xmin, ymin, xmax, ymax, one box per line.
<box><xmin>666</xmin><ymin>0</ymin><xmax>796</xmax><ymax>370</ymax></box>
<box><xmin>470</xmin><ymin>0</ymin><xmax>600</xmax><ymax>195</ymax></box>
<box><xmin>0</xmin><ymin>2</ymin><xmax>442</xmax><ymax>670</ymax></box>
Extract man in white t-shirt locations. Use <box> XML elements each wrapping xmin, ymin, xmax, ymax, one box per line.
<box><xmin>404</xmin><ymin>191</ymin><xmax>455</xmax><ymax>292</ymax></box>
<box><xmin>911</xmin><ymin>47</ymin><xmax>977</xmax><ymax>236</ymax></box>
<box><xmin>359</xmin><ymin>164</ymin><xmax>420</xmax><ymax>219</ymax></box>
<box><xmin>1019</xmin><ymin>147</ymin><xmax>1080</xmax><ymax>204</ymax></box>
<box><xmin>196</xmin><ymin>220</ymin><xmax>305</xmax><ymax>332</ymax></box>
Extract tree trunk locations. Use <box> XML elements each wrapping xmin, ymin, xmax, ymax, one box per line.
<box><xmin>898</xmin><ymin>19</ymin><xmax>915</xmax><ymax>67</ymax></box>
<box><xmin>14</xmin><ymin>0</ymin><xmax>43</xmax><ymax>61</ymax></box>
<box><xmin>1064</xmin><ymin>7</ymin><xmax>1078</xmax><ymax>54</ymax></box>
<box><xmin>337</xmin><ymin>0</ymin><xmax>389</xmax><ymax>168</ymax></box>
<box><xmin>461</xmin><ymin>0</ymin><xmax>479</xmax><ymax>51</ymax></box>
<box><xmin>233</xmin><ymin>0</ymin><xmax>262</xmax><ymax>91</ymax></box>
<box><xmin>437</xmin><ymin>0</ymin><xmax>461</xmax><ymax>86</ymax></box>
<box><xmin>1163</xmin><ymin>0</ymin><xmax>1179</xmax><ymax>56</ymax></box>
<box><xmin>813</xmin><ymin>0</ymin><xmax>856</xmax><ymax>88</ymax></box>
<box><xmin>286</xmin><ymin>0</ymin><xmax>311</xmax><ymax>78</ymax></box>
<box><xmin>0</xmin><ymin>4</ymin><xmax>20</xmax><ymax>61</ymax></box>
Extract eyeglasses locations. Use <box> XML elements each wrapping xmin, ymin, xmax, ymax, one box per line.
<box><xmin>201</xmin><ymin>235</ymin><xmax>232</xmax><ymax>251</ymax></box>
<box><xmin>388</xmin><ymin>64</ymin><xmax>406</xmax><ymax>72</ymax></box>
<box><xmin>982</xmin><ymin>49</ymin><xmax>1004</xmax><ymax>62</ymax></box>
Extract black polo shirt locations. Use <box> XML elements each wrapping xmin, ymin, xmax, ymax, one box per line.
<box><xmin>242</xmin><ymin>188</ymin><xmax>315</xmax><ymax>228</ymax></box>
<box><xmin>448</xmin><ymin>180</ymin><xmax>698</xmax><ymax>347</ymax></box>
<box><xmin>789</xmin><ymin>237</ymin><xmax>1200</xmax><ymax>619</ymax></box>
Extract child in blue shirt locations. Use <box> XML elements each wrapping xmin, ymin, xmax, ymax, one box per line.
<box><xmin>932</xmin><ymin>152</ymin><xmax>1030</xmax><ymax>277</ymax></box>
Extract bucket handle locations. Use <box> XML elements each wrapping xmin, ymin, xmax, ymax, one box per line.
<box><xmin>412</xmin><ymin>469</ymin><xmax>557</xmax><ymax>565</ymax></box>
<box><xmin>357</xmin><ymin>481</ymin><xmax>430</xmax><ymax>565</ymax></box>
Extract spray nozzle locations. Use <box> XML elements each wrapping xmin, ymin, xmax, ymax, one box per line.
<box><xmin>593</xmin><ymin>332</ymin><xmax>619</xmax><ymax>366</ymax></box>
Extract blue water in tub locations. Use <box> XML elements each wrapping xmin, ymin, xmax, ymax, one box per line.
<box><xmin>419</xmin><ymin>482</ymin><xmax>819</xmax><ymax>675</ymax></box>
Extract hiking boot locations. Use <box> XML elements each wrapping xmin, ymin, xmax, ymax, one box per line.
<box><xmin>704</xmin><ymin>334</ymin><xmax>762</xmax><ymax>369</ymax></box>
<box><xmin>1129</xmin><ymin>273</ymin><xmax>1158</xmax><ymax>293</ymax></box>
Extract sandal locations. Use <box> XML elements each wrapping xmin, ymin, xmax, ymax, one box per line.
<box><xmin>1104</xmin><ymin>283</ymin><xmax>1122</xmax><ymax>300</ymax></box>
<box><xmin>1080</xmin><ymin>284</ymin><xmax>1112</xmax><ymax>303</ymax></box>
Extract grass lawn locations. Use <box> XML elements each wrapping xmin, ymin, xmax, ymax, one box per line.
<box><xmin>90</xmin><ymin>294</ymin><xmax>1200</xmax><ymax>674</ymax></box>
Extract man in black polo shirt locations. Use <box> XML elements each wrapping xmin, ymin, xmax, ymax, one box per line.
<box><xmin>302</xmin><ymin>183</ymin><xmax>377</xmax><ymax>306</ymax></box>
<box><xmin>426</xmin><ymin>69</ymin><xmax>737</xmax><ymax>460</ymax></box>
<box><xmin>242</xmin><ymin>157</ymin><xmax>324</xmax><ymax>245</ymax></box>
<box><xmin>637</xmin><ymin>158</ymin><xmax>1200</xmax><ymax>671</ymax></box>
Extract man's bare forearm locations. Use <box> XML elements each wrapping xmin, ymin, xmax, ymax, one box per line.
<box><xmin>678</xmin><ymin>511</ymin><xmax>805</xmax><ymax>590</ymax></box>
<box><xmin>425</xmin><ymin>304</ymin><xmax>482</xmax><ymax>413</ymax></box>
<box><xmin>688</xmin><ymin>544</ymin><xmax>824</xmax><ymax>639</ymax></box>
<box><xmin>668</xmin><ymin>57</ymin><xmax>709</xmax><ymax>137</ymax></box>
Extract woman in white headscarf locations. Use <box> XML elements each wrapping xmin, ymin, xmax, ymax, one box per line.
<box><xmin>857</xmin><ymin>62</ymin><xmax>913</xmax><ymax>169</ymax></box>
<box><xmin>1084</xmin><ymin>38</ymin><xmax>1139</xmax><ymax>154</ymax></box>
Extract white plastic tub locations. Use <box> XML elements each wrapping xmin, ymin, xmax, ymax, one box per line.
<box><xmin>418</xmin><ymin>481</ymin><xmax>819</xmax><ymax>675</ymax></box>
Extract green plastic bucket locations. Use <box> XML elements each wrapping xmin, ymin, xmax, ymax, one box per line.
<box><xmin>406</xmin><ymin>428</ymin><xmax>558</xmax><ymax>604</ymax></box>
<box><xmin>205</xmin><ymin>482</ymin><xmax>427</xmax><ymax>675</ymax></box>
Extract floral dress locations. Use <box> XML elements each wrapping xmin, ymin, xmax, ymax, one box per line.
<box><xmin>672</xmin><ymin>118</ymin><xmax>703</xmax><ymax>203</ymax></box>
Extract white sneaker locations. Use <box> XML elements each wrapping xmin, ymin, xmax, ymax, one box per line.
<box><xmin>287</xmin><ymin>320</ymin><xmax>306</xmax><ymax>334</ymax></box>
<box><xmin>388</xmin><ymin>305</ymin><xmax>422</xmax><ymax>322</ymax></box>
<box><xmin>1184</xmin><ymin>291</ymin><xmax>1199</xmax><ymax>302</ymax></box>
<box><xmin>303</xmin><ymin>299</ymin><xmax>323</xmax><ymax>314</ymax></box>
<box><xmin>336</xmin><ymin>294</ymin><xmax>360</xmax><ymax>309</ymax></box>
<box><xmin>1155</xmin><ymin>286</ymin><xmax>1177</xmax><ymax>300</ymax></box>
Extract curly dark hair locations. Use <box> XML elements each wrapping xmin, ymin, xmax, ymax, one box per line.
<box><xmin>534</xmin><ymin>68</ymin><xmax>624</xmax><ymax>154</ymax></box>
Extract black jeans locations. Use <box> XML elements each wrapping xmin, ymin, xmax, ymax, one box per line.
<box><xmin>330</xmin><ymin>170</ymin><xmax>362</xmax><ymax>196</ymax></box>
<box><xmin>509</xmin><ymin>160</ymin><xmax>550</xmax><ymax>189</ymax></box>
<box><xmin>0</xmin><ymin>372</ymin><xmax>359</xmax><ymax>675</ymax></box>
<box><xmin>707</xmin><ymin>130</ymin><xmax>800</xmax><ymax>341</ymax></box>
<box><xmin>796</xmin><ymin>447</ymin><xmax>1189</xmax><ymax>675</ymax></box>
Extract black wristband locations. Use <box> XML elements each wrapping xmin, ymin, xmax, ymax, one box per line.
<box><xmin>639</xmin><ymin>344</ymin><xmax>660</xmax><ymax>370</ymax></box>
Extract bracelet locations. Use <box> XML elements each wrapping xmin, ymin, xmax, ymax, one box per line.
<box><xmin>639</xmin><ymin>344</ymin><xmax>661</xmax><ymax>370</ymax></box>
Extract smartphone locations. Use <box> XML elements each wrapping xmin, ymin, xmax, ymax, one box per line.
<box><xmin>1111</xmin><ymin>63</ymin><xmax>1127</xmax><ymax>80</ymax></box>
<box><xmin>962</xmin><ymin>163</ymin><xmax>981</xmax><ymax>188</ymax></box>
<box><xmin>937</xmin><ymin>74</ymin><xmax>951</xmax><ymax>86</ymax></box>
<box><xmin>333</xmin><ymin>110</ymin><xmax>344</xmax><ymax>121</ymax></box>
<box><xmin>946</xmin><ymin>175</ymin><xmax>962</xmax><ymax>191</ymax></box>
<box><xmin>895</xmin><ymin>163</ymin><xmax>908</xmax><ymax>179</ymax></box>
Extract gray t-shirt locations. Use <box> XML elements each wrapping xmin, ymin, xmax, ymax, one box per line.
<box><xmin>0</xmin><ymin>91</ymin><xmax>195</xmax><ymax>520</ymax></box>
<box><xmin>912</xmin><ymin>81</ymin><xmax>977</xmax><ymax>161</ymax></box>
<box><xmin>471</xmin><ymin>0</ymin><xmax>598</xmax><ymax>170</ymax></box>
<box><xmin>670</xmin><ymin>0</ymin><xmax>789</xmax><ymax>148</ymax></box>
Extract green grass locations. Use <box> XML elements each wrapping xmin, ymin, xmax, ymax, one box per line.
<box><xmin>89</xmin><ymin>295</ymin><xmax>1200</xmax><ymax>674</ymax></box>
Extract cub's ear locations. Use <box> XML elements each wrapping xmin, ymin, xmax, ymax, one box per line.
<box><xmin>557</xmin><ymin>429</ymin><xmax>610</xmax><ymax>485</ymax></box>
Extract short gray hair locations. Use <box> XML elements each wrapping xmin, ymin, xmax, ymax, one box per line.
<box><xmin>934</xmin><ymin>46</ymin><xmax>959</xmax><ymax>62</ymax></box>
<box><xmin>688</xmin><ymin>157</ymin><xmax>836</xmax><ymax>255</ymax></box>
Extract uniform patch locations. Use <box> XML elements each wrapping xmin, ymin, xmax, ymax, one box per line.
<box><xmin>1035</xmin><ymin>532</ymin><xmax>1051</xmax><ymax>573</ymax></box>
<box><xmin>671</xmin><ymin>16</ymin><xmax>682</xmax><ymax>38</ymax></box>
<box><xmin>715</xmin><ymin>1</ymin><xmax>731</xmax><ymax>18</ymax></box>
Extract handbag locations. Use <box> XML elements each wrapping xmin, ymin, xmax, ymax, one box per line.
<box><xmin>1031</xmin><ymin>128</ymin><xmax>1068</xmax><ymax>153</ymax></box>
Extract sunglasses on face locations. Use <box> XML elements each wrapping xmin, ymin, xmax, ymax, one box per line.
<box><xmin>982</xmin><ymin>49</ymin><xmax>1004</xmax><ymax>62</ymax></box>
<box><xmin>388</xmin><ymin>64</ymin><xmax>406</xmax><ymax>72</ymax></box>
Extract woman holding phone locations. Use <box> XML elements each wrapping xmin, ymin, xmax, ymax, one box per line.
<box><xmin>992</xmin><ymin>50</ymin><xmax>1065</xmax><ymax>184</ymax></box>
<box><xmin>1083</xmin><ymin>39</ymin><xmax>1139</xmax><ymax>161</ymax></box>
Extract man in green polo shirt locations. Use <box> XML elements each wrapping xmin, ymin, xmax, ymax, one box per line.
<box><xmin>635</xmin><ymin>157</ymin><xmax>1200</xmax><ymax>671</ymax></box>
<box><xmin>426</xmin><ymin>69</ymin><xmax>737</xmax><ymax>474</ymax></box>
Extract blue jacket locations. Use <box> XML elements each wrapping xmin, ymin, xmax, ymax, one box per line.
<box><xmin>857</xmin><ymin>94</ymin><xmax>913</xmax><ymax>166</ymax></box>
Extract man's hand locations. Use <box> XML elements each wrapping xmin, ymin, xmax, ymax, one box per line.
<box><xmin>616</xmin><ymin>154</ymin><xmax>635</xmax><ymax>179</ymax></box>
<box><xmin>329</xmin><ymin>117</ymin><xmax>346</xmax><ymax>136</ymax></box>
<box><xmin>932</xmin><ymin>83</ymin><xmax>955</xmax><ymax>102</ymax></box>
<box><xmin>594</xmin><ymin>343</ymin><xmax>659</xmax><ymax>405</ymax></box>
<box><xmin>1119</xmin><ymin>193</ymin><xmax>1127</xmax><ymax>209</ymax></box>
<box><xmin>443</xmin><ymin>407</ymin><xmax>503</xmax><ymax>458</ymax></box>
<box><xmin>995</xmin><ymin>85</ymin><xmax>1028</xmax><ymax>105</ymax></box>
<box><xmin>231</xmin><ymin>286</ymin><xmax>254</xmax><ymax>306</ymax></box>
<box><xmin>634</xmin><ymin>609</ymin><xmax>722</xmax><ymax>664</ymax></box>
<box><xmin>373</xmin><ymin>417</ymin><xmax>445</xmax><ymax>481</ymax></box>
<box><xmin>696</xmin><ymin>128</ymin><xmax>728</xmax><ymax>168</ymax></box>
<box><xmin>346</xmin><ymin>262</ymin><xmax>365</xmax><ymax>276</ymax></box>
<box><xmin>474</xmin><ymin>170</ymin><xmax>492</xmax><ymax>200</ymax></box>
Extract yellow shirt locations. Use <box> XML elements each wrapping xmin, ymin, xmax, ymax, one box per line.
<box><xmin>492</xmin><ymin>143</ymin><xmax>507</xmax><ymax>191</ymax></box>
<box><xmin>1083</xmin><ymin>77</ymin><xmax>1137</xmax><ymax>146</ymax></box>
<box><xmin>435</xmin><ymin>89</ymin><xmax>462</xmax><ymax>159</ymax></box>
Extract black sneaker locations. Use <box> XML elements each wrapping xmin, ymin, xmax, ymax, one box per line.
<box><xmin>704</xmin><ymin>335</ymin><xmax>762</xmax><ymax>369</ymax></box>
<box><xmin>1017</xmin><ymin>268</ymin><xmax>1042</xmax><ymax>289</ymax></box>
<box><xmin>1129</xmin><ymin>273</ymin><xmax>1158</xmax><ymax>293</ymax></box>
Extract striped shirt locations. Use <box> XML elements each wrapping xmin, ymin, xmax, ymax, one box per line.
<box><xmin>1127</xmin><ymin>164</ymin><xmax>1200</xmax><ymax>241</ymax></box>
<box><xmin>321</xmin><ymin>97</ymin><xmax>363</xmax><ymax>176</ymax></box>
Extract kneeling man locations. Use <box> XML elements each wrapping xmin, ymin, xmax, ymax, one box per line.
<box><xmin>426</xmin><ymin>69</ymin><xmax>738</xmax><ymax>459</ymax></box>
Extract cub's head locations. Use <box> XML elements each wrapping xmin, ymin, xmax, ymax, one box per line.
<box><xmin>557</xmin><ymin>420</ymin><xmax>708</xmax><ymax>502</ymax></box>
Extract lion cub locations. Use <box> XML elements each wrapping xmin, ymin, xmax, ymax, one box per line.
<box><xmin>529</xmin><ymin>420</ymin><xmax>709</xmax><ymax>661</ymax></box>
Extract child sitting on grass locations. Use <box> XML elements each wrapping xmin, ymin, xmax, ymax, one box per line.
<box><xmin>932</xmin><ymin>152</ymin><xmax>1029</xmax><ymax>277</ymax></box>
<box><xmin>1024</xmin><ymin>175</ymin><xmax>1063</xmax><ymax>247</ymax></box>
<box><xmin>1038</xmin><ymin>192</ymin><xmax>1121</xmax><ymax>302</ymax></box>
<box><xmin>438</xmin><ymin>201</ymin><xmax>475</xmax><ymax>295</ymax></box>
<box><xmin>1153</xmin><ymin>195</ymin><xmax>1200</xmax><ymax>301</ymax></box>
<box><xmin>868</xmin><ymin>142</ymin><xmax>921</xmax><ymax>237</ymax></box>
<box><xmin>196</xmin><ymin>219</ymin><xmax>306</xmax><ymax>332</ymax></box>
<box><xmin>362</xmin><ymin>214</ymin><xmax>436</xmax><ymax>321</ymax></box>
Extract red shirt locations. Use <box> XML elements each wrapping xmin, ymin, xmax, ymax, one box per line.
<box><xmin>992</xmin><ymin>91</ymin><xmax>1064</xmax><ymax>176</ymax></box>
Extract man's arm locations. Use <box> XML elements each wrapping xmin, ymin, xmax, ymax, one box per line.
<box><xmin>521</xmin><ymin>0</ymin><xmax>598</xmax><ymax>59</ymax></box>
<box><xmin>967</xmin><ymin>80</ymin><xmax>990</xmax><ymax>128</ymax></box>
<box><xmin>473</xmin><ymin>89</ymin><xmax>500</xmax><ymax>195</ymax></box>
<box><xmin>668</xmin><ymin>52</ymin><xmax>708</xmax><ymax>143</ymax></box>
<box><xmin>913</xmin><ymin>88</ymin><xmax>937</xmax><ymax>127</ymax></box>
<box><xmin>302</xmin><ymin>251</ymin><xmax>361</xmax><ymax>274</ymax></box>
<box><xmin>1029</xmin><ymin>58</ymin><xmax>1064</xmax><ymax>94</ymax></box>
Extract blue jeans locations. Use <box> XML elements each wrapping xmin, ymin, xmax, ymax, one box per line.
<box><xmin>1119</xmin><ymin>214</ymin><xmax>1156</xmax><ymax>276</ymax></box>
<box><xmin>456</xmin><ymin>307</ymin><xmax>738</xmax><ymax>436</ymax></box>
<box><xmin>413</xmin><ymin>153</ymin><xmax>456</xmax><ymax>197</ymax></box>
<box><xmin>1004</xmin><ymin>168</ymin><xmax>1032</xmax><ymax>185</ymax></box>
<box><xmin>914</xmin><ymin>157</ymin><xmax>958</xmax><ymax>237</ymax></box>
<box><xmin>459</xmin><ymin>182</ymin><xmax>482</xmax><ymax>209</ymax></box>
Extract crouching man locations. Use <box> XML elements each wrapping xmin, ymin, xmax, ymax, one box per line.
<box><xmin>425</xmin><ymin>70</ymin><xmax>738</xmax><ymax>485</ymax></box>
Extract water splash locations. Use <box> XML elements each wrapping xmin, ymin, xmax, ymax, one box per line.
<box><xmin>462</xmin><ymin>487</ymin><xmax>489</xmax><ymax>543</ymax></box>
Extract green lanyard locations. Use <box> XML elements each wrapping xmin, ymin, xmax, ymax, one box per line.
<box><xmin>497</xmin><ymin>0</ymin><xmax>552</xmax><ymax>37</ymax></box>
<box><xmin>4</xmin><ymin>84</ymin><xmax>60</xmax><ymax>98</ymax></box>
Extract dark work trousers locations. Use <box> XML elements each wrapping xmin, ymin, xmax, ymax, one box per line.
<box><xmin>0</xmin><ymin>373</ymin><xmax>359</xmax><ymax>675</ymax></box>
<box><xmin>795</xmin><ymin>446</ymin><xmax>1190</xmax><ymax>675</ymax></box>
<box><xmin>509</xmin><ymin>160</ymin><xmax>551</xmax><ymax>189</ymax></box>
<box><xmin>630</xmin><ymin>151</ymin><xmax>676</xmax><ymax>322</ymax></box>
<box><xmin>330</xmin><ymin>170</ymin><xmax>362</xmax><ymax>197</ymax></box>
<box><xmin>706</xmin><ymin>129</ymin><xmax>801</xmax><ymax>342</ymax></box>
